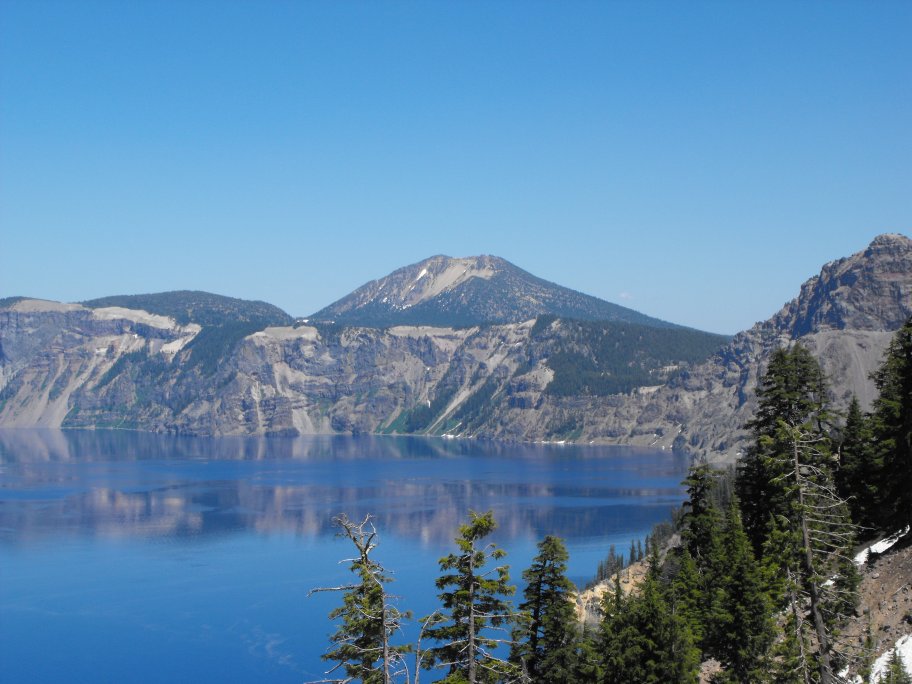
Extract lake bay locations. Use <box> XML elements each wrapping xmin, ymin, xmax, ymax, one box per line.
<box><xmin>0</xmin><ymin>430</ymin><xmax>688</xmax><ymax>682</ymax></box>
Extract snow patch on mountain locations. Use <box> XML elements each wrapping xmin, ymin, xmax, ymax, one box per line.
<box><xmin>870</xmin><ymin>634</ymin><xmax>912</xmax><ymax>683</ymax></box>
<box><xmin>854</xmin><ymin>527</ymin><xmax>910</xmax><ymax>565</ymax></box>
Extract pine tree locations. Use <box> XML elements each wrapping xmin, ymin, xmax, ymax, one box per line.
<box><xmin>778</xmin><ymin>423</ymin><xmax>862</xmax><ymax>681</ymax></box>
<box><xmin>599</xmin><ymin>573</ymin><xmax>630</xmax><ymax>684</ymax></box>
<box><xmin>737</xmin><ymin>344</ymin><xmax>832</xmax><ymax>555</ymax></box>
<box><xmin>510</xmin><ymin>535</ymin><xmax>579</xmax><ymax>684</ymax></box>
<box><xmin>769</xmin><ymin>573</ymin><xmax>815</xmax><ymax>684</ymax></box>
<box><xmin>706</xmin><ymin>503</ymin><xmax>774</xmax><ymax>682</ymax></box>
<box><xmin>661</xmin><ymin>572</ymin><xmax>702</xmax><ymax>684</ymax></box>
<box><xmin>678</xmin><ymin>460</ymin><xmax>725</xmax><ymax>657</ymax></box>
<box><xmin>668</xmin><ymin>548</ymin><xmax>705</xmax><ymax>656</ymax></box>
<box><xmin>313</xmin><ymin>514</ymin><xmax>409</xmax><ymax>684</ymax></box>
<box><xmin>869</xmin><ymin>317</ymin><xmax>912</xmax><ymax>533</ymax></box>
<box><xmin>737</xmin><ymin>345</ymin><xmax>859</xmax><ymax>683</ymax></box>
<box><xmin>882</xmin><ymin>648</ymin><xmax>912</xmax><ymax>684</ymax></box>
<box><xmin>836</xmin><ymin>396</ymin><xmax>878</xmax><ymax>530</ymax></box>
<box><xmin>593</xmin><ymin>544</ymin><xmax>623</xmax><ymax>584</ymax></box>
<box><xmin>855</xmin><ymin>621</ymin><xmax>876</xmax><ymax>684</ymax></box>
<box><xmin>423</xmin><ymin>510</ymin><xmax>519</xmax><ymax>684</ymax></box>
<box><xmin>681</xmin><ymin>461</ymin><xmax>722</xmax><ymax>569</ymax></box>
<box><xmin>599</xmin><ymin>551</ymin><xmax>699</xmax><ymax>684</ymax></box>
<box><xmin>573</xmin><ymin>630</ymin><xmax>603</xmax><ymax>683</ymax></box>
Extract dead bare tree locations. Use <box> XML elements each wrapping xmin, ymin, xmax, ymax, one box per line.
<box><xmin>769</xmin><ymin>424</ymin><xmax>863</xmax><ymax>683</ymax></box>
<box><xmin>308</xmin><ymin>514</ymin><xmax>410</xmax><ymax>684</ymax></box>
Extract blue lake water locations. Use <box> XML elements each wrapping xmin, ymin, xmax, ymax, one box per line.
<box><xmin>0</xmin><ymin>429</ymin><xmax>688</xmax><ymax>682</ymax></box>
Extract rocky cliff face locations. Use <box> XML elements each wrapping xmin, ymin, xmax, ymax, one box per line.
<box><xmin>0</xmin><ymin>300</ymin><xmax>199</xmax><ymax>428</ymax></box>
<box><xmin>586</xmin><ymin>232</ymin><xmax>912</xmax><ymax>458</ymax></box>
<box><xmin>0</xmin><ymin>301</ymin><xmax>529</xmax><ymax>436</ymax></box>
<box><xmin>2</xmin><ymin>234</ymin><xmax>910</xmax><ymax>460</ymax></box>
<box><xmin>0</xmin><ymin>303</ymin><xmax>719</xmax><ymax>441</ymax></box>
<box><xmin>776</xmin><ymin>234</ymin><xmax>912</xmax><ymax>336</ymax></box>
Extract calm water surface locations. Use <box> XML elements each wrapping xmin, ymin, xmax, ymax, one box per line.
<box><xmin>0</xmin><ymin>429</ymin><xmax>688</xmax><ymax>682</ymax></box>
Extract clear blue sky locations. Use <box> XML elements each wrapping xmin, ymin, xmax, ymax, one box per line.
<box><xmin>1</xmin><ymin>1</ymin><xmax>909</xmax><ymax>334</ymax></box>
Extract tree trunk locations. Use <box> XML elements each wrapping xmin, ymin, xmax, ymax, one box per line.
<box><xmin>794</xmin><ymin>439</ymin><xmax>833</xmax><ymax>684</ymax></box>
<box><xmin>787</xmin><ymin>569</ymin><xmax>812</xmax><ymax>684</ymax></box>
<box><xmin>468</xmin><ymin>546</ymin><xmax>477</xmax><ymax>684</ymax></box>
<box><xmin>382</xmin><ymin>602</ymin><xmax>391</xmax><ymax>684</ymax></box>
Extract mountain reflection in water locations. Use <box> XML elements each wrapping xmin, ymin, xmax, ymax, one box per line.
<box><xmin>0</xmin><ymin>429</ymin><xmax>687</xmax><ymax>549</ymax></box>
<box><xmin>1</xmin><ymin>429</ymin><xmax>689</xmax><ymax>683</ymax></box>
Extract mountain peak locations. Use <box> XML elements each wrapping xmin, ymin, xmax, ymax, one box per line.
<box><xmin>774</xmin><ymin>233</ymin><xmax>912</xmax><ymax>337</ymax></box>
<box><xmin>868</xmin><ymin>232</ymin><xmax>910</xmax><ymax>249</ymax></box>
<box><xmin>311</xmin><ymin>254</ymin><xmax>679</xmax><ymax>329</ymax></box>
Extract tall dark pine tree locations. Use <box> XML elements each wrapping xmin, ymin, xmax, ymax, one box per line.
<box><xmin>599</xmin><ymin>550</ymin><xmax>700</xmax><ymax>684</ymax></box>
<box><xmin>423</xmin><ymin>510</ymin><xmax>518</xmax><ymax>684</ymax></box>
<box><xmin>836</xmin><ymin>396</ymin><xmax>878</xmax><ymax>530</ymax></box>
<box><xmin>737</xmin><ymin>345</ymin><xmax>859</xmax><ymax>684</ymax></box>
<box><xmin>668</xmin><ymin>548</ymin><xmax>705</xmax><ymax>658</ymax></box>
<box><xmin>677</xmin><ymin>461</ymin><xmax>723</xmax><ymax>655</ymax></box>
<box><xmin>737</xmin><ymin>344</ymin><xmax>831</xmax><ymax>555</ymax></box>
<box><xmin>599</xmin><ymin>573</ymin><xmax>633</xmax><ymax>684</ymax></box>
<box><xmin>707</xmin><ymin>503</ymin><xmax>774</xmax><ymax>682</ymax></box>
<box><xmin>869</xmin><ymin>317</ymin><xmax>912</xmax><ymax>533</ymax></box>
<box><xmin>510</xmin><ymin>535</ymin><xmax>579</xmax><ymax>684</ymax></box>
<box><xmin>680</xmin><ymin>461</ymin><xmax>722</xmax><ymax>569</ymax></box>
